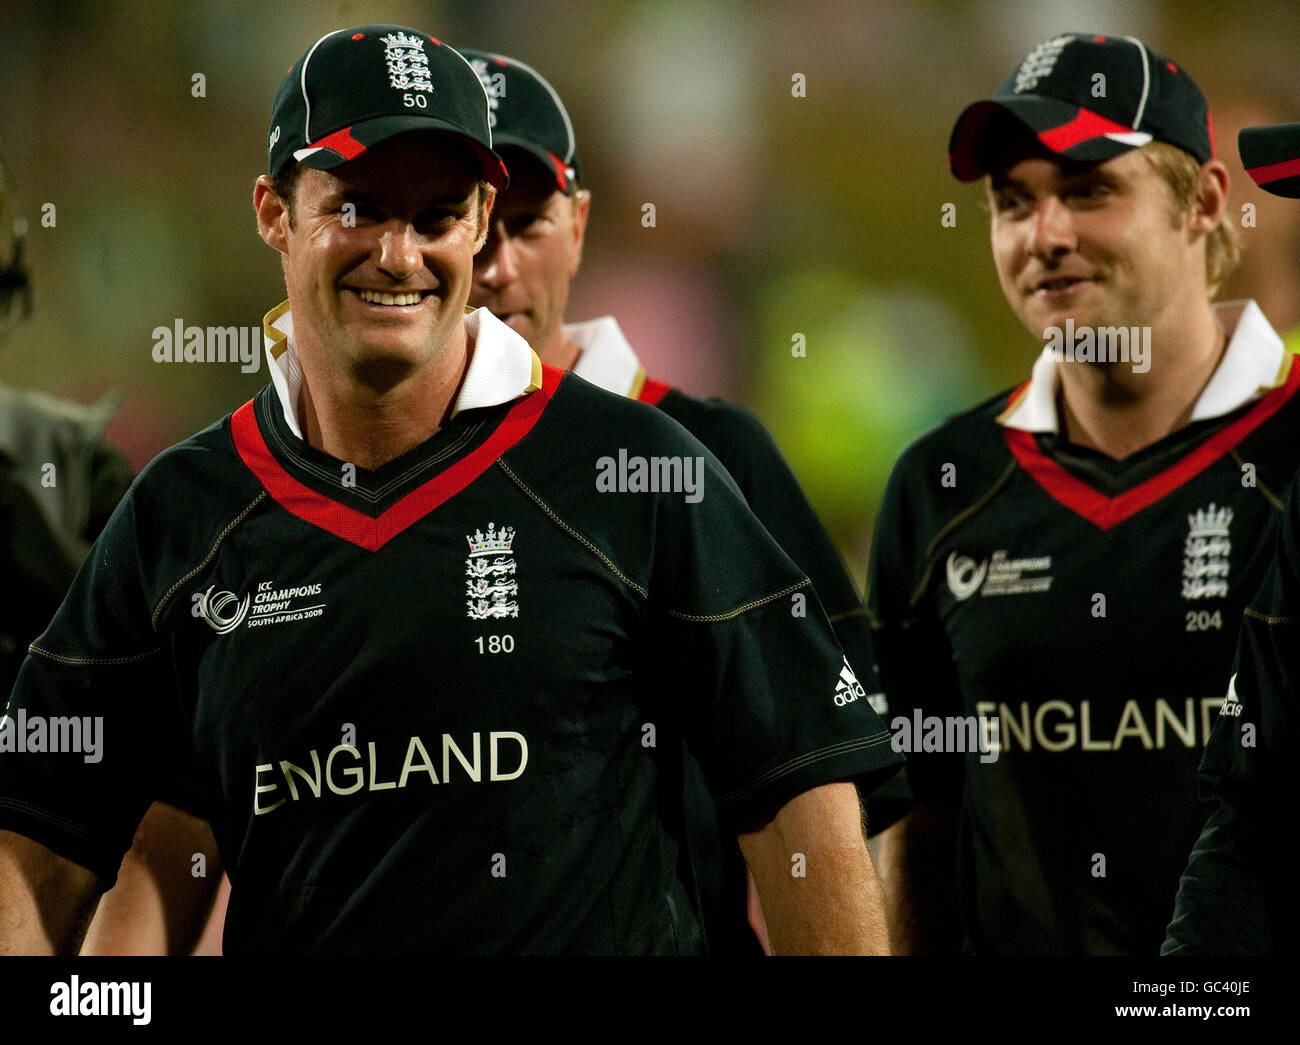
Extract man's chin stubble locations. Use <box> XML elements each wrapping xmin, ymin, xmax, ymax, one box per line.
<box><xmin>349</xmin><ymin>355</ymin><xmax>423</xmax><ymax>395</ymax></box>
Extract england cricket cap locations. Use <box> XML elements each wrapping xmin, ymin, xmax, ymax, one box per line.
<box><xmin>1239</xmin><ymin>123</ymin><xmax>1300</xmax><ymax>198</ymax></box>
<box><xmin>267</xmin><ymin>25</ymin><xmax>508</xmax><ymax>188</ymax></box>
<box><xmin>456</xmin><ymin>49</ymin><xmax>581</xmax><ymax>194</ymax></box>
<box><xmin>948</xmin><ymin>33</ymin><xmax>1214</xmax><ymax>181</ymax></box>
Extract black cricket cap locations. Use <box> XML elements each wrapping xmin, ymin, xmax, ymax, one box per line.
<box><xmin>457</xmin><ymin>49</ymin><xmax>581</xmax><ymax>194</ymax></box>
<box><xmin>1239</xmin><ymin>123</ymin><xmax>1300</xmax><ymax>198</ymax></box>
<box><xmin>267</xmin><ymin>25</ymin><xmax>508</xmax><ymax>188</ymax></box>
<box><xmin>949</xmin><ymin>33</ymin><xmax>1214</xmax><ymax>181</ymax></box>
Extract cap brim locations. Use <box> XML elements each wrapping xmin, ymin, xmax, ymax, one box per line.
<box><xmin>493</xmin><ymin>136</ymin><xmax>577</xmax><ymax>194</ymax></box>
<box><xmin>1239</xmin><ymin>123</ymin><xmax>1300</xmax><ymax>199</ymax></box>
<box><xmin>295</xmin><ymin>114</ymin><xmax>509</xmax><ymax>189</ymax></box>
<box><xmin>949</xmin><ymin>96</ymin><xmax>1151</xmax><ymax>181</ymax></box>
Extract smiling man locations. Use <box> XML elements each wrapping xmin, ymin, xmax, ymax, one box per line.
<box><xmin>0</xmin><ymin>25</ymin><xmax>901</xmax><ymax>955</ymax></box>
<box><xmin>867</xmin><ymin>33</ymin><xmax>1300</xmax><ymax>954</ymax></box>
<box><xmin>260</xmin><ymin>133</ymin><xmax>497</xmax><ymax>467</ymax></box>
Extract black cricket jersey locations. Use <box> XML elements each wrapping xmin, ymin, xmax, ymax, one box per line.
<box><xmin>0</xmin><ymin>305</ymin><xmax>901</xmax><ymax>955</ymax></box>
<box><xmin>570</xmin><ymin>316</ymin><xmax>896</xmax><ymax>954</ymax></box>
<box><xmin>1164</xmin><ymin>476</ymin><xmax>1300</xmax><ymax>955</ymax></box>
<box><xmin>570</xmin><ymin>320</ymin><xmax>874</xmax><ymax>680</ymax></box>
<box><xmin>866</xmin><ymin>301</ymin><xmax>1300</xmax><ymax>954</ymax></box>
<box><xmin>644</xmin><ymin>383</ymin><xmax>879</xmax><ymax>679</ymax></box>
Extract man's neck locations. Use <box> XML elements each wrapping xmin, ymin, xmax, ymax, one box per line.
<box><xmin>535</xmin><ymin>328</ymin><xmax>582</xmax><ymax>371</ymax></box>
<box><xmin>296</xmin><ymin>324</ymin><xmax>472</xmax><ymax>472</ymax></box>
<box><xmin>1056</xmin><ymin>302</ymin><xmax>1228</xmax><ymax>460</ymax></box>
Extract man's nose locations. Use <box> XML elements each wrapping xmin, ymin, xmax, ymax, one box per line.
<box><xmin>475</xmin><ymin>226</ymin><xmax>518</xmax><ymax>288</ymax></box>
<box><xmin>376</xmin><ymin>223</ymin><xmax>421</xmax><ymax>279</ymax></box>
<box><xmin>1027</xmin><ymin>196</ymin><xmax>1076</xmax><ymax>258</ymax></box>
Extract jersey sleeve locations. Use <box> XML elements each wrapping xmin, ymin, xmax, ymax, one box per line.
<box><xmin>677</xmin><ymin>400</ymin><xmax>866</xmax><ymax>619</ymax></box>
<box><xmin>1163</xmin><ymin>482</ymin><xmax>1300</xmax><ymax>955</ymax></box>
<box><xmin>659</xmin><ymin>395</ymin><xmax>911</xmax><ymax>831</ymax></box>
<box><xmin>0</xmin><ymin>480</ymin><xmax>190</xmax><ymax>889</ymax></box>
<box><xmin>644</xmin><ymin>445</ymin><xmax>904</xmax><ymax>826</ymax></box>
<box><xmin>864</xmin><ymin>447</ymin><xmax>967</xmax><ymax>808</ymax></box>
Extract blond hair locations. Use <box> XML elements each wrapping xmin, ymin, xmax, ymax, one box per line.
<box><xmin>1140</xmin><ymin>141</ymin><xmax>1240</xmax><ymax>298</ymax></box>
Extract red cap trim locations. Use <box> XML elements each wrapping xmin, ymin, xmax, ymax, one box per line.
<box><xmin>305</xmin><ymin>125</ymin><xmax>366</xmax><ymax>162</ymax></box>
<box><xmin>546</xmin><ymin>149</ymin><xmax>570</xmax><ymax>192</ymax></box>
<box><xmin>1247</xmin><ymin>155</ymin><xmax>1300</xmax><ymax>187</ymax></box>
<box><xmin>1039</xmin><ymin>108</ymin><xmax>1138</xmax><ymax>154</ymax></box>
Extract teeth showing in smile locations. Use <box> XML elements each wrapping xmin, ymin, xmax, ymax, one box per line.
<box><xmin>358</xmin><ymin>289</ymin><xmax>422</xmax><ymax>306</ymax></box>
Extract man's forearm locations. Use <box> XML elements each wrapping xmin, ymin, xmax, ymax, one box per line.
<box><xmin>81</xmin><ymin>803</ymin><xmax>222</xmax><ymax>956</ymax></box>
<box><xmin>739</xmin><ymin>782</ymin><xmax>891</xmax><ymax>955</ymax></box>
<box><xmin>0</xmin><ymin>829</ymin><xmax>101</xmax><ymax>955</ymax></box>
<box><xmin>875</xmin><ymin>802</ymin><xmax>962</xmax><ymax>954</ymax></box>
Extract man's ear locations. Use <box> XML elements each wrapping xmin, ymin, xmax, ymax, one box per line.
<box><xmin>474</xmin><ymin>185</ymin><xmax>497</xmax><ymax>253</ymax></box>
<box><xmin>254</xmin><ymin>175</ymin><xmax>290</xmax><ymax>254</ymax></box>
<box><xmin>569</xmin><ymin>188</ymin><xmax>592</xmax><ymax>278</ymax></box>
<box><xmin>1192</xmin><ymin>159</ymin><xmax>1230</xmax><ymax>234</ymax></box>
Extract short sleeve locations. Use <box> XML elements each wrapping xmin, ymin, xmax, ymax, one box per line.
<box><xmin>0</xmin><ymin>488</ymin><xmax>188</xmax><ymax>888</ymax></box>
<box><xmin>671</xmin><ymin>399</ymin><xmax>867</xmax><ymax>619</ymax></box>
<box><xmin>656</xmin><ymin>394</ymin><xmax>910</xmax><ymax>831</ymax></box>
<box><xmin>645</xmin><ymin>449</ymin><xmax>903</xmax><ymax>826</ymax></box>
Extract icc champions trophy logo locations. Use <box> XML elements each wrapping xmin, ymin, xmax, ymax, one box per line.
<box><xmin>196</xmin><ymin>586</ymin><xmax>251</xmax><ymax>634</ymax></box>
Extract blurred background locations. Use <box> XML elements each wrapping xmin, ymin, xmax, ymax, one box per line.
<box><xmin>3</xmin><ymin>0</ymin><xmax>1300</xmax><ymax>584</ymax></box>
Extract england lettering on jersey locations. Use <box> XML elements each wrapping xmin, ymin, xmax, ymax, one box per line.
<box><xmin>253</xmin><ymin>731</ymin><xmax>529</xmax><ymax>815</ymax></box>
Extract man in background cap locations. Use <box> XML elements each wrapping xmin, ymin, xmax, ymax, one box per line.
<box><xmin>0</xmin><ymin>25</ymin><xmax>901</xmax><ymax>954</ymax></box>
<box><xmin>459</xmin><ymin>47</ymin><xmax>909</xmax><ymax>955</ymax></box>
<box><xmin>1162</xmin><ymin>122</ymin><xmax>1300</xmax><ymax>956</ymax></box>
<box><xmin>0</xmin><ymin>151</ymin><xmax>222</xmax><ymax>956</ymax></box>
<box><xmin>0</xmin><ymin>154</ymin><xmax>132</xmax><ymax>704</ymax></box>
<box><xmin>867</xmin><ymin>32</ymin><xmax>1300</xmax><ymax>953</ymax></box>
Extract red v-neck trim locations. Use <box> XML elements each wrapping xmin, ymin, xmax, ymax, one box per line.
<box><xmin>1004</xmin><ymin>361</ymin><xmax>1300</xmax><ymax>531</ymax></box>
<box><xmin>637</xmin><ymin>377</ymin><xmax>672</xmax><ymax>406</ymax></box>
<box><xmin>231</xmin><ymin>365</ymin><xmax>565</xmax><ymax>551</ymax></box>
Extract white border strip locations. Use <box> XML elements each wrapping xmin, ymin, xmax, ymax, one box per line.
<box><xmin>300</xmin><ymin>29</ymin><xmax>346</xmax><ymax>144</ymax></box>
<box><xmin>1124</xmin><ymin>36</ymin><xmax>1151</xmax><ymax>130</ymax></box>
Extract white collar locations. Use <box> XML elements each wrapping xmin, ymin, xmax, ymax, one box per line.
<box><xmin>261</xmin><ymin>301</ymin><xmax>541</xmax><ymax>439</ymax></box>
<box><xmin>998</xmin><ymin>300</ymin><xmax>1290</xmax><ymax>433</ymax></box>
<box><xmin>566</xmin><ymin>316</ymin><xmax>647</xmax><ymax>398</ymax></box>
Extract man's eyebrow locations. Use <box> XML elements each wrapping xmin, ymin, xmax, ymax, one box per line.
<box><xmin>326</xmin><ymin>189</ymin><xmax>473</xmax><ymax>208</ymax></box>
<box><xmin>1059</xmin><ymin>165</ymin><xmax>1114</xmax><ymax>183</ymax></box>
<box><xmin>988</xmin><ymin>173</ymin><xmax>1028</xmax><ymax>193</ymax></box>
<box><xmin>318</xmin><ymin>188</ymin><xmax>370</xmax><ymax>211</ymax></box>
<box><xmin>988</xmin><ymin>163</ymin><xmax>1111</xmax><ymax>194</ymax></box>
